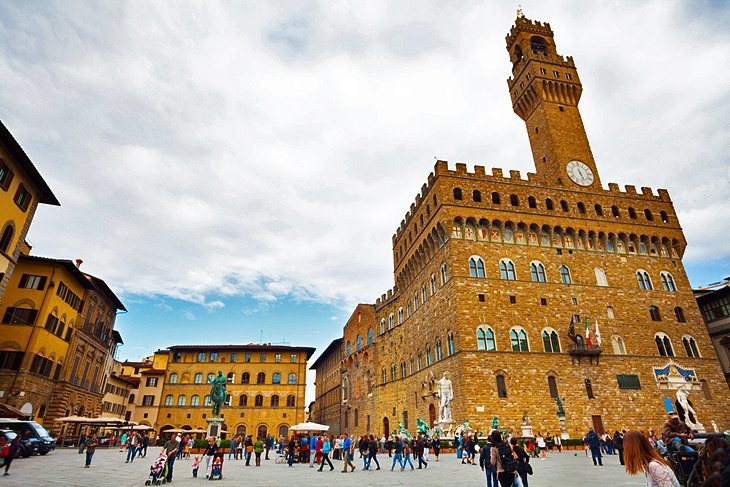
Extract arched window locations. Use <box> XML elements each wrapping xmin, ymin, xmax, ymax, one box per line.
<box><xmin>388</xmin><ymin>313</ymin><xmax>394</xmax><ymax>330</ymax></box>
<box><xmin>528</xmin><ymin>196</ymin><xmax>537</xmax><ymax>208</ymax></box>
<box><xmin>542</xmin><ymin>329</ymin><xmax>560</xmax><ymax>353</ymax></box>
<box><xmin>545</xmin><ymin>198</ymin><xmax>554</xmax><ymax>210</ymax></box>
<box><xmin>645</xmin><ymin>209</ymin><xmax>654</xmax><ymax>221</ymax></box>
<box><xmin>660</xmin><ymin>211</ymin><xmax>669</xmax><ymax>223</ymax></box>
<box><xmin>254</xmin><ymin>394</ymin><xmax>263</xmax><ymax>407</ymax></box>
<box><xmin>430</xmin><ymin>274</ymin><xmax>437</xmax><ymax>294</ymax></box>
<box><xmin>510</xmin><ymin>327</ymin><xmax>529</xmax><ymax>352</ymax></box>
<box><xmin>169</xmin><ymin>373</ymin><xmax>178</xmax><ymax>384</ymax></box>
<box><xmin>426</xmin><ymin>346</ymin><xmax>433</xmax><ymax>366</ymax></box>
<box><xmin>356</xmin><ymin>334</ymin><xmax>363</xmax><ymax>350</ymax></box>
<box><xmin>346</xmin><ymin>341</ymin><xmax>351</xmax><ymax>355</ymax></box>
<box><xmin>191</xmin><ymin>395</ymin><xmax>200</xmax><ymax>406</ymax></box>
<box><xmin>226</xmin><ymin>372</ymin><xmax>235</xmax><ymax>383</ymax></box>
<box><xmin>271</xmin><ymin>395</ymin><xmax>280</xmax><ymax>407</ymax></box>
<box><xmin>472</xmin><ymin>190</ymin><xmax>481</xmax><ymax>202</ymax></box>
<box><xmin>241</xmin><ymin>372</ymin><xmax>250</xmax><ymax>384</ymax></box>
<box><xmin>477</xmin><ymin>327</ymin><xmax>496</xmax><ymax>351</ymax></box>
<box><xmin>594</xmin><ymin>204</ymin><xmax>603</xmax><ymax>216</ymax></box>
<box><xmin>272</xmin><ymin>372</ymin><xmax>281</xmax><ymax>384</ymax></box>
<box><xmin>559</xmin><ymin>265</ymin><xmax>571</xmax><ymax>284</ymax></box>
<box><xmin>492</xmin><ymin>192</ymin><xmax>501</xmax><ymax>204</ymax></box>
<box><xmin>655</xmin><ymin>333</ymin><xmax>674</xmax><ymax>357</ymax></box>
<box><xmin>197</xmin><ymin>352</ymin><xmax>206</xmax><ymax>362</ymax></box>
<box><xmin>628</xmin><ymin>207</ymin><xmax>637</xmax><ymax>219</ymax></box>
<box><xmin>447</xmin><ymin>333</ymin><xmax>455</xmax><ymax>355</ymax></box>
<box><xmin>682</xmin><ymin>336</ymin><xmax>700</xmax><ymax>358</ymax></box>
<box><xmin>194</xmin><ymin>373</ymin><xmax>203</xmax><ymax>384</ymax></box>
<box><xmin>342</xmin><ymin>377</ymin><xmax>349</xmax><ymax>401</ymax></box>
<box><xmin>607</xmin><ymin>306</ymin><xmax>615</xmax><ymax>319</ymax></box>
<box><xmin>453</xmin><ymin>188</ymin><xmax>462</xmax><ymax>200</ymax></box>
<box><xmin>547</xmin><ymin>376</ymin><xmax>559</xmax><ymax>398</ymax></box>
<box><xmin>440</xmin><ymin>263</ymin><xmax>448</xmax><ymax>285</ymax></box>
<box><xmin>164</xmin><ymin>394</ymin><xmax>173</xmax><ymax>406</ymax></box>
<box><xmin>288</xmin><ymin>373</ymin><xmax>296</xmax><ymax>384</ymax></box>
<box><xmin>674</xmin><ymin>307</ymin><xmax>686</xmax><ymax>323</ymax></box>
<box><xmin>530</xmin><ymin>261</ymin><xmax>547</xmax><ymax>282</ymax></box>
<box><xmin>496</xmin><ymin>375</ymin><xmax>507</xmax><ymax>398</ymax></box>
<box><xmin>436</xmin><ymin>340</ymin><xmax>443</xmax><ymax>360</ymax></box>
<box><xmin>0</xmin><ymin>225</ymin><xmax>13</xmax><ymax>254</ymax></box>
<box><xmin>286</xmin><ymin>395</ymin><xmax>295</xmax><ymax>407</ymax></box>
<box><xmin>560</xmin><ymin>200</ymin><xmax>569</xmax><ymax>212</ymax></box>
<box><xmin>649</xmin><ymin>306</ymin><xmax>661</xmax><ymax>321</ymax></box>
<box><xmin>257</xmin><ymin>372</ymin><xmax>265</xmax><ymax>384</ymax></box>
<box><xmin>577</xmin><ymin>202</ymin><xmax>586</xmax><ymax>214</ymax></box>
<box><xmin>660</xmin><ymin>272</ymin><xmax>677</xmax><ymax>292</ymax></box>
<box><xmin>207</xmin><ymin>373</ymin><xmax>215</xmax><ymax>383</ymax></box>
<box><xmin>637</xmin><ymin>270</ymin><xmax>653</xmax><ymax>290</ymax></box>
<box><xmin>611</xmin><ymin>205</ymin><xmax>620</xmax><ymax>218</ymax></box>
<box><xmin>611</xmin><ymin>336</ymin><xmax>626</xmax><ymax>355</ymax></box>
<box><xmin>500</xmin><ymin>259</ymin><xmax>516</xmax><ymax>280</ymax></box>
<box><xmin>469</xmin><ymin>257</ymin><xmax>486</xmax><ymax>278</ymax></box>
<box><xmin>594</xmin><ymin>268</ymin><xmax>608</xmax><ymax>287</ymax></box>
<box><xmin>367</xmin><ymin>328</ymin><xmax>373</xmax><ymax>345</ymax></box>
<box><xmin>531</xmin><ymin>35</ymin><xmax>548</xmax><ymax>53</ymax></box>
<box><xmin>238</xmin><ymin>394</ymin><xmax>247</xmax><ymax>407</ymax></box>
<box><xmin>510</xmin><ymin>194</ymin><xmax>519</xmax><ymax>206</ymax></box>
<box><xmin>397</xmin><ymin>308</ymin><xmax>404</xmax><ymax>324</ymax></box>
<box><xmin>202</xmin><ymin>395</ymin><xmax>211</xmax><ymax>406</ymax></box>
<box><xmin>380</xmin><ymin>318</ymin><xmax>386</xmax><ymax>335</ymax></box>
<box><xmin>177</xmin><ymin>395</ymin><xmax>186</xmax><ymax>406</ymax></box>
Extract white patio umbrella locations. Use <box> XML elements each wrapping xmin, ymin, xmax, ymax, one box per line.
<box><xmin>290</xmin><ymin>422</ymin><xmax>330</xmax><ymax>432</ymax></box>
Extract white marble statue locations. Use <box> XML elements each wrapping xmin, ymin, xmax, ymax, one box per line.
<box><xmin>676</xmin><ymin>386</ymin><xmax>703</xmax><ymax>431</ymax></box>
<box><xmin>437</xmin><ymin>371</ymin><xmax>453</xmax><ymax>422</ymax></box>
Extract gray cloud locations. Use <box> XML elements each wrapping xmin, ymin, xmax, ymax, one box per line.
<box><xmin>1</xmin><ymin>0</ymin><xmax>728</xmax><ymax>309</ymax></box>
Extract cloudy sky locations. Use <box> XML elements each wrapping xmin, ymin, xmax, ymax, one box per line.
<box><xmin>1</xmin><ymin>1</ymin><xmax>729</xmax><ymax>401</ymax></box>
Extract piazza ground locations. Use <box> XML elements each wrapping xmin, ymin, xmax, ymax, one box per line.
<box><xmin>2</xmin><ymin>447</ymin><xmax>647</xmax><ymax>486</ymax></box>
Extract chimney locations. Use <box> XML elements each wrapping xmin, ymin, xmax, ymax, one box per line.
<box><xmin>75</xmin><ymin>258</ymin><xmax>83</xmax><ymax>268</ymax></box>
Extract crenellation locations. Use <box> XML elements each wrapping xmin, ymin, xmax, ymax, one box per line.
<box><xmin>492</xmin><ymin>168</ymin><xmax>504</xmax><ymax>178</ymax></box>
<box><xmin>641</xmin><ymin>187</ymin><xmax>655</xmax><ymax>197</ymax></box>
<box><xmin>474</xmin><ymin>165</ymin><xmax>486</xmax><ymax>176</ymax></box>
<box><xmin>608</xmin><ymin>183</ymin><xmax>619</xmax><ymax>191</ymax></box>
<box><xmin>455</xmin><ymin>162</ymin><xmax>468</xmax><ymax>175</ymax></box>
<box><xmin>625</xmin><ymin>185</ymin><xmax>637</xmax><ymax>195</ymax></box>
<box><xmin>509</xmin><ymin>169</ymin><xmax>522</xmax><ymax>179</ymax></box>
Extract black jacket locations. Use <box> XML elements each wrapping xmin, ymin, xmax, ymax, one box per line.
<box><xmin>479</xmin><ymin>443</ymin><xmax>492</xmax><ymax>468</ymax></box>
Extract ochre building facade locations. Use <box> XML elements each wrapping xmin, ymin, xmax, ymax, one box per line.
<box><xmin>313</xmin><ymin>15</ymin><xmax>730</xmax><ymax>439</ymax></box>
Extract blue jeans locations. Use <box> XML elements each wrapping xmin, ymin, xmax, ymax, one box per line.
<box><xmin>166</xmin><ymin>455</ymin><xmax>176</xmax><ymax>481</ymax></box>
<box><xmin>126</xmin><ymin>446</ymin><xmax>137</xmax><ymax>462</ymax></box>
<box><xmin>391</xmin><ymin>453</ymin><xmax>403</xmax><ymax>470</ymax></box>
<box><xmin>485</xmin><ymin>465</ymin><xmax>497</xmax><ymax>487</ymax></box>
<box><xmin>85</xmin><ymin>451</ymin><xmax>94</xmax><ymax>466</ymax></box>
<box><xmin>228</xmin><ymin>447</ymin><xmax>234</xmax><ymax>459</ymax></box>
<box><xmin>369</xmin><ymin>453</ymin><xmax>380</xmax><ymax>469</ymax></box>
<box><xmin>590</xmin><ymin>447</ymin><xmax>602</xmax><ymax>466</ymax></box>
<box><xmin>403</xmin><ymin>453</ymin><xmax>414</xmax><ymax>469</ymax></box>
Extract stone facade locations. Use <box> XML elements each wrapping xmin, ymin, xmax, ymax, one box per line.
<box><xmin>309</xmin><ymin>338</ymin><xmax>342</xmax><ymax>435</ymax></box>
<box><xmin>317</xmin><ymin>15</ymin><xmax>730</xmax><ymax>439</ymax></box>
<box><xmin>695</xmin><ymin>280</ymin><xmax>730</xmax><ymax>388</ymax></box>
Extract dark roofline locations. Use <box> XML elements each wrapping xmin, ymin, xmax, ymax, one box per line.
<box><xmin>19</xmin><ymin>254</ymin><xmax>94</xmax><ymax>289</ymax></box>
<box><xmin>168</xmin><ymin>344</ymin><xmax>317</xmax><ymax>360</ymax></box>
<box><xmin>0</xmin><ymin>120</ymin><xmax>59</xmax><ymax>205</ymax></box>
<box><xmin>112</xmin><ymin>330</ymin><xmax>124</xmax><ymax>345</ymax></box>
<box><xmin>86</xmin><ymin>273</ymin><xmax>126</xmax><ymax>311</ymax></box>
<box><xmin>309</xmin><ymin>338</ymin><xmax>343</xmax><ymax>370</ymax></box>
<box><xmin>695</xmin><ymin>283</ymin><xmax>730</xmax><ymax>303</ymax></box>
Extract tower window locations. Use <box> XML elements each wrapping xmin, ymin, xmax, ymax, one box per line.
<box><xmin>545</xmin><ymin>198</ymin><xmax>554</xmax><ymax>210</ymax></box>
<box><xmin>594</xmin><ymin>204</ymin><xmax>603</xmax><ymax>216</ymax></box>
<box><xmin>566</xmin><ymin>73</ymin><xmax>572</xmax><ymax>80</ymax></box>
<box><xmin>453</xmin><ymin>188</ymin><xmax>462</xmax><ymax>200</ymax></box>
<box><xmin>472</xmin><ymin>190</ymin><xmax>482</xmax><ymax>202</ymax></box>
<box><xmin>611</xmin><ymin>206</ymin><xmax>620</xmax><ymax>218</ymax></box>
<box><xmin>491</xmin><ymin>192</ymin><xmax>501</xmax><ymax>204</ymax></box>
<box><xmin>559</xmin><ymin>106</ymin><xmax>564</xmax><ymax>112</ymax></box>
<box><xmin>528</xmin><ymin>196</ymin><xmax>537</xmax><ymax>208</ymax></box>
<box><xmin>510</xmin><ymin>194</ymin><xmax>519</xmax><ymax>206</ymax></box>
<box><xmin>560</xmin><ymin>200</ymin><xmax>569</xmax><ymax>212</ymax></box>
<box><xmin>577</xmin><ymin>202</ymin><xmax>586</xmax><ymax>214</ymax></box>
<box><xmin>553</xmin><ymin>70</ymin><xmax>560</xmax><ymax>77</ymax></box>
<box><xmin>628</xmin><ymin>207</ymin><xmax>637</xmax><ymax>219</ymax></box>
<box><xmin>645</xmin><ymin>209</ymin><xmax>654</xmax><ymax>221</ymax></box>
<box><xmin>535</xmin><ymin>127</ymin><xmax>539</xmax><ymax>133</ymax></box>
<box><xmin>540</xmin><ymin>68</ymin><xmax>546</xmax><ymax>75</ymax></box>
<box><xmin>530</xmin><ymin>36</ymin><xmax>548</xmax><ymax>54</ymax></box>
<box><xmin>660</xmin><ymin>211</ymin><xmax>669</xmax><ymax>223</ymax></box>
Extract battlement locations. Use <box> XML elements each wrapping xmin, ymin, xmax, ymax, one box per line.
<box><xmin>392</xmin><ymin>159</ymin><xmax>672</xmax><ymax>244</ymax></box>
<box><xmin>507</xmin><ymin>54</ymin><xmax>576</xmax><ymax>86</ymax></box>
<box><xmin>375</xmin><ymin>286</ymin><xmax>398</xmax><ymax>308</ymax></box>
<box><xmin>506</xmin><ymin>17</ymin><xmax>553</xmax><ymax>48</ymax></box>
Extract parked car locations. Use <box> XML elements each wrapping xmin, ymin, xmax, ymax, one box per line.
<box><xmin>0</xmin><ymin>419</ymin><xmax>56</xmax><ymax>456</ymax></box>
<box><xmin>0</xmin><ymin>429</ymin><xmax>32</xmax><ymax>458</ymax></box>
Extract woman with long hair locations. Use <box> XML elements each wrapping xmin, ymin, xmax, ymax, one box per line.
<box><xmin>623</xmin><ymin>431</ymin><xmax>679</xmax><ymax>487</ymax></box>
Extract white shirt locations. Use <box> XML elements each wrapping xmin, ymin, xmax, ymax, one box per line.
<box><xmin>646</xmin><ymin>460</ymin><xmax>680</xmax><ymax>487</ymax></box>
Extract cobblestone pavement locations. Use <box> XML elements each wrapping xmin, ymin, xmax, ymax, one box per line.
<box><xmin>0</xmin><ymin>448</ymin><xmax>647</xmax><ymax>486</ymax></box>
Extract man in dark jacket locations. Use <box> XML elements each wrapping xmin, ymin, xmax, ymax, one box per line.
<box><xmin>479</xmin><ymin>438</ymin><xmax>498</xmax><ymax>487</ymax></box>
<box><xmin>416</xmin><ymin>435</ymin><xmax>428</xmax><ymax>469</ymax></box>
<box><xmin>585</xmin><ymin>428</ymin><xmax>602</xmax><ymax>466</ymax></box>
<box><xmin>613</xmin><ymin>430</ymin><xmax>624</xmax><ymax>465</ymax></box>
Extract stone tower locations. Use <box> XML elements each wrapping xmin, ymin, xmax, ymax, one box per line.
<box><xmin>506</xmin><ymin>16</ymin><xmax>600</xmax><ymax>190</ymax></box>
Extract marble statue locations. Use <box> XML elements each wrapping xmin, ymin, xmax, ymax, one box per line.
<box><xmin>437</xmin><ymin>372</ymin><xmax>454</xmax><ymax>422</ymax></box>
<box><xmin>208</xmin><ymin>370</ymin><xmax>227</xmax><ymax>417</ymax></box>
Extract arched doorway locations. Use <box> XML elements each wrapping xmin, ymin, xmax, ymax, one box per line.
<box><xmin>428</xmin><ymin>403</ymin><xmax>436</xmax><ymax>427</ymax></box>
<box><xmin>235</xmin><ymin>424</ymin><xmax>247</xmax><ymax>437</ymax></box>
<box><xmin>278</xmin><ymin>424</ymin><xmax>289</xmax><ymax>438</ymax></box>
<box><xmin>257</xmin><ymin>424</ymin><xmax>268</xmax><ymax>440</ymax></box>
<box><xmin>382</xmin><ymin>417</ymin><xmax>389</xmax><ymax>437</ymax></box>
<box><xmin>221</xmin><ymin>423</ymin><xmax>228</xmax><ymax>440</ymax></box>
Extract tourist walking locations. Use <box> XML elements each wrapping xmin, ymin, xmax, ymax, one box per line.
<box><xmin>125</xmin><ymin>432</ymin><xmax>138</xmax><ymax>463</ymax></box>
<box><xmin>385</xmin><ymin>436</ymin><xmax>393</xmax><ymax>458</ymax></box>
<box><xmin>2</xmin><ymin>434</ymin><xmax>21</xmax><ymax>476</ymax></box>
<box><xmin>511</xmin><ymin>437</ymin><xmax>531</xmax><ymax>487</ymax></box>
<box><xmin>368</xmin><ymin>434</ymin><xmax>381</xmax><ymax>470</ymax></box>
<box><xmin>416</xmin><ymin>434</ymin><xmax>428</xmax><ymax>469</ymax></box>
<box><xmin>403</xmin><ymin>438</ymin><xmax>415</xmax><ymax>470</ymax></box>
<box><xmin>490</xmin><ymin>430</ymin><xmax>523</xmax><ymax>487</ymax></box>
<box><xmin>614</xmin><ymin>430</ymin><xmax>625</xmax><ymax>465</ymax></box>
<box><xmin>554</xmin><ymin>435</ymin><xmax>562</xmax><ymax>453</ymax></box>
<box><xmin>479</xmin><ymin>433</ymin><xmax>498</xmax><ymax>487</ymax></box>
<box><xmin>203</xmin><ymin>436</ymin><xmax>219</xmax><ymax>478</ymax></box>
<box><xmin>536</xmin><ymin>433</ymin><xmax>546</xmax><ymax>459</ymax></box>
<box><xmin>78</xmin><ymin>432</ymin><xmax>87</xmax><ymax>454</ymax></box>
<box><xmin>622</xmin><ymin>431</ymin><xmax>680</xmax><ymax>487</ymax></box>
<box><xmin>254</xmin><ymin>437</ymin><xmax>263</xmax><ymax>466</ymax></box>
<box><xmin>309</xmin><ymin>434</ymin><xmax>318</xmax><ymax>467</ymax></box>
<box><xmin>84</xmin><ymin>434</ymin><xmax>98</xmax><ymax>468</ymax></box>
<box><xmin>245</xmin><ymin>435</ymin><xmax>254</xmax><ymax>466</ymax></box>
<box><xmin>359</xmin><ymin>435</ymin><xmax>369</xmax><ymax>470</ymax></box>
<box><xmin>318</xmin><ymin>436</ymin><xmax>335</xmax><ymax>471</ymax></box>
<box><xmin>341</xmin><ymin>434</ymin><xmax>355</xmax><ymax>472</ymax></box>
<box><xmin>390</xmin><ymin>435</ymin><xmax>405</xmax><ymax>471</ymax></box>
<box><xmin>287</xmin><ymin>435</ymin><xmax>296</xmax><ymax>467</ymax></box>
<box><xmin>162</xmin><ymin>434</ymin><xmax>180</xmax><ymax>483</ymax></box>
<box><xmin>265</xmin><ymin>435</ymin><xmax>273</xmax><ymax>460</ymax></box>
<box><xmin>228</xmin><ymin>435</ymin><xmax>235</xmax><ymax>460</ymax></box>
<box><xmin>585</xmin><ymin>428</ymin><xmax>603</xmax><ymax>466</ymax></box>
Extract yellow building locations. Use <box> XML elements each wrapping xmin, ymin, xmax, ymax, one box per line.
<box><xmin>141</xmin><ymin>344</ymin><xmax>315</xmax><ymax>440</ymax></box>
<box><xmin>101</xmin><ymin>359</ymin><xmax>134</xmax><ymax>419</ymax></box>
<box><xmin>0</xmin><ymin>120</ymin><xmax>59</xmax><ymax>302</ymax></box>
<box><xmin>0</xmin><ymin>254</ymin><xmax>93</xmax><ymax>422</ymax></box>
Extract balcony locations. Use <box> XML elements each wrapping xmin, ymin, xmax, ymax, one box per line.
<box><xmin>567</xmin><ymin>344</ymin><xmax>602</xmax><ymax>365</ymax></box>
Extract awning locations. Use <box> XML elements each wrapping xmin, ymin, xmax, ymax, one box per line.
<box><xmin>0</xmin><ymin>403</ymin><xmax>32</xmax><ymax>419</ymax></box>
<box><xmin>290</xmin><ymin>422</ymin><xmax>330</xmax><ymax>432</ymax></box>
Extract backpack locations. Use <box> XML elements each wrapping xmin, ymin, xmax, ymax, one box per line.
<box><xmin>497</xmin><ymin>443</ymin><xmax>518</xmax><ymax>473</ymax></box>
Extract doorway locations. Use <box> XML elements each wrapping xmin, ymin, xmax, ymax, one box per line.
<box><xmin>591</xmin><ymin>415</ymin><xmax>604</xmax><ymax>435</ymax></box>
<box><xmin>383</xmin><ymin>417</ymin><xmax>389</xmax><ymax>437</ymax></box>
<box><xmin>429</xmin><ymin>404</ymin><xmax>436</xmax><ymax>427</ymax></box>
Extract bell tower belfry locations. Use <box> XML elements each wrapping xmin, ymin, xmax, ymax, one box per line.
<box><xmin>506</xmin><ymin>15</ymin><xmax>601</xmax><ymax>190</ymax></box>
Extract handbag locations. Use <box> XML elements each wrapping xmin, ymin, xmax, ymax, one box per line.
<box><xmin>525</xmin><ymin>462</ymin><xmax>533</xmax><ymax>475</ymax></box>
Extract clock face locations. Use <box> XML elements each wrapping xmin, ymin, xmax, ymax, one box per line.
<box><xmin>566</xmin><ymin>160</ymin><xmax>594</xmax><ymax>186</ymax></box>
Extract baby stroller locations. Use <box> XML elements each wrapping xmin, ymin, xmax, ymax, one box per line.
<box><xmin>209</xmin><ymin>453</ymin><xmax>223</xmax><ymax>480</ymax></box>
<box><xmin>145</xmin><ymin>451</ymin><xmax>168</xmax><ymax>485</ymax></box>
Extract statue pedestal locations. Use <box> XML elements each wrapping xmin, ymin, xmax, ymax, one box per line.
<box><xmin>558</xmin><ymin>413</ymin><xmax>569</xmax><ymax>439</ymax></box>
<box><xmin>206</xmin><ymin>417</ymin><xmax>224</xmax><ymax>439</ymax></box>
<box><xmin>434</xmin><ymin>419</ymin><xmax>454</xmax><ymax>439</ymax></box>
<box><xmin>521</xmin><ymin>424</ymin><xmax>534</xmax><ymax>438</ymax></box>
